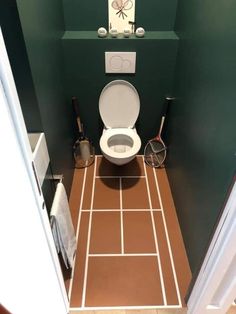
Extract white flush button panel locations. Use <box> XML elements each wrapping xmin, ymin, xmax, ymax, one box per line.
<box><xmin>105</xmin><ymin>52</ymin><xmax>136</xmax><ymax>73</ymax></box>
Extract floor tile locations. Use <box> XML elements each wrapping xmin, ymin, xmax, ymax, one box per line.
<box><xmin>68</xmin><ymin>158</ymin><xmax>191</xmax><ymax>310</ymax></box>
<box><xmin>93</xmin><ymin>178</ymin><xmax>120</xmax><ymax>209</ymax></box>
<box><xmin>70</xmin><ymin>311</ymin><xmax>95</xmax><ymax>314</ymax></box>
<box><xmin>70</xmin><ymin>212</ymin><xmax>90</xmax><ymax>307</ymax></box>
<box><xmin>123</xmin><ymin>211</ymin><xmax>156</xmax><ymax>253</ymax></box>
<box><xmin>125</xmin><ymin>310</ymin><xmax>157</xmax><ymax>314</ymax></box>
<box><xmin>227</xmin><ymin>306</ymin><xmax>236</xmax><ymax>314</ymax></box>
<box><xmin>145</xmin><ymin>164</ymin><xmax>161</xmax><ymax>209</ymax></box>
<box><xmin>154</xmin><ymin>212</ymin><xmax>179</xmax><ymax>305</ymax></box>
<box><xmin>82</xmin><ymin>163</ymin><xmax>95</xmax><ymax>209</ymax></box>
<box><xmin>157</xmin><ymin>309</ymin><xmax>187</xmax><ymax>314</ymax></box>
<box><xmin>96</xmin><ymin>311</ymin><xmax>126</xmax><ymax>314</ymax></box>
<box><xmin>126</xmin><ymin>311</ymin><xmax>158</xmax><ymax>314</ymax></box>
<box><xmin>85</xmin><ymin>256</ymin><xmax>164</xmax><ymax>306</ymax></box>
<box><xmin>69</xmin><ymin>168</ymin><xmax>86</xmax><ymax>229</ymax></box>
<box><xmin>90</xmin><ymin>212</ymin><xmax>121</xmax><ymax>254</ymax></box>
<box><xmin>122</xmin><ymin>178</ymin><xmax>150</xmax><ymax>209</ymax></box>
<box><xmin>155</xmin><ymin>169</ymin><xmax>191</xmax><ymax>305</ymax></box>
<box><xmin>96</xmin><ymin>156</ymin><xmax>145</xmax><ymax>177</ymax></box>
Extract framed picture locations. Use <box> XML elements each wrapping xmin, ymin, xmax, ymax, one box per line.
<box><xmin>108</xmin><ymin>0</ymin><xmax>135</xmax><ymax>33</ymax></box>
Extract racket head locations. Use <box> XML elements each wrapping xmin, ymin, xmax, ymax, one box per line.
<box><xmin>112</xmin><ymin>0</ymin><xmax>122</xmax><ymax>9</ymax></box>
<box><xmin>144</xmin><ymin>139</ymin><xmax>167</xmax><ymax>168</ymax></box>
<box><xmin>123</xmin><ymin>0</ymin><xmax>133</xmax><ymax>10</ymax></box>
<box><xmin>73</xmin><ymin>139</ymin><xmax>95</xmax><ymax>168</ymax></box>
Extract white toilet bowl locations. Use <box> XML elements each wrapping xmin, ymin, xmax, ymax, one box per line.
<box><xmin>100</xmin><ymin>127</ymin><xmax>141</xmax><ymax>165</ymax></box>
<box><xmin>99</xmin><ymin>80</ymin><xmax>141</xmax><ymax>166</ymax></box>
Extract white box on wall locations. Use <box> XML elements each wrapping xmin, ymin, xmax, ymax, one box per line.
<box><xmin>105</xmin><ymin>51</ymin><xmax>136</xmax><ymax>73</ymax></box>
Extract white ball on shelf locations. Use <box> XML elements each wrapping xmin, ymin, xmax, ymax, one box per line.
<box><xmin>109</xmin><ymin>28</ymin><xmax>118</xmax><ymax>38</ymax></box>
<box><xmin>123</xmin><ymin>28</ymin><xmax>131</xmax><ymax>38</ymax></box>
<box><xmin>97</xmin><ymin>27</ymin><xmax>107</xmax><ymax>38</ymax></box>
<box><xmin>135</xmin><ymin>27</ymin><xmax>145</xmax><ymax>38</ymax></box>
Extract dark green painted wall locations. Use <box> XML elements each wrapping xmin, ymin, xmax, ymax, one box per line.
<box><xmin>61</xmin><ymin>0</ymin><xmax>179</xmax><ymax>154</ymax></box>
<box><xmin>7</xmin><ymin>0</ymin><xmax>235</xmax><ymax>284</ymax></box>
<box><xmin>0</xmin><ymin>0</ymin><xmax>42</xmax><ymax>132</ymax></box>
<box><xmin>62</xmin><ymin>0</ymin><xmax>178</xmax><ymax>31</ymax></box>
<box><xmin>166</xmin><ymin>0</ymin><xmax>236</xmax><ymax>274</ymax></box>
<box><xmin>62</xmin><ymin>33</ymin><xmax>178</xmax><ymax>153</ymax></box>
<box><xmin>16</xmin><ymin>0</ymin><xmax>75</xmax><ymax>193</ymax></box>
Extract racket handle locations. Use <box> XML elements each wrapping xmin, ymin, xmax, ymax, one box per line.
<box><xmin>72</xmin><ymin>97</ymin><xmax>84</xmax><ymax>135</ymax></box>
<box><xmin>72</xmin><ymin>96</ymin><xmax>80</xmax><ymax>117</ymax></box>
<box><xmin>76</xmin><ymin>117</ymin><xmax>83</xmax><ymax>134</ymax></box>
<box><xmin>158</xmin><ymin>116</ymin><xmax>165</xmax><ymax>135</ymax></box>
<box><xmin>162</xmin><ymin>96</ymin><xmax>175</xmax><ymax>117</ymax></box>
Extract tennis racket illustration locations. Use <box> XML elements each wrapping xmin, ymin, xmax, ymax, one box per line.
<box><xmin>111</xmin><ymin>0</ymin><xmax>133</xmax><ymax>19</ymax></box>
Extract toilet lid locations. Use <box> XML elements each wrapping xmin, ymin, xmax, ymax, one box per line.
<box><xmin>99</xmin><ymin>80</ymin><xmax>140</xmax><ymax>128</ymax></box>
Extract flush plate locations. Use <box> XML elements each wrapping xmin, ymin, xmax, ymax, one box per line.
<box><xmin>105</xmin><ymin>51</ymin><xmax>136</xmax><ymax>73</ymax></box>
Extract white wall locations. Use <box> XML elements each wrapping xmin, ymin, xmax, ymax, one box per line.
<box><xmin>0</xmin><ymin>28</ymin><xmax>68</xmax><ymax>314</ymax></box>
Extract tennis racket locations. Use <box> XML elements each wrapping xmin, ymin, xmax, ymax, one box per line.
<box><xmin>72</xmin><ymin>97</ymin><xmax>95</xmax><ymax>168</ymax></box>
<box><xmin>144</xmin><ymin>97</ymin><xmax>174</xmax><ymax>168</ymax></box>
<box><xmin>112</xmin><ymin>0</ymin><xmax>133</xmax><ymax>19</ymax></box>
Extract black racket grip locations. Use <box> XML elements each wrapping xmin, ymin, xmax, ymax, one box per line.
<box><xmin>162</xmin><ymin>97</ymin><xmax>175</xmax><ymax>117</ymax></box>
<box><xmin>72</xmin><ymin>97</ymin><xmax>84</xmax><ymax>135</ymax></box>
<box><xmin>72</xmin><ymin>96</ymin><xmax>80</xmax><ymax>117</ymax></box>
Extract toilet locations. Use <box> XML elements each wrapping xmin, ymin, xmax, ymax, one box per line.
<box><xmin>99</xmin><ymin>80</ymin><xmax>141</xmax><ymax>166</ymax></box>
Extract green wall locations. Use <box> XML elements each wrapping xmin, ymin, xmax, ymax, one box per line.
<box><xmin>16</xmin><ymin>0</ymin><xmax>75</xmax><ymax>193</ymax></box>
<box><xmin>0</xmin><ymin>0</ymin><xmax>42</xmax><ymax>132</ymax></box>
<box><xmin>166</xmin><ymin>0</ymin><xmax>236</xmax><ymax>274</ymax></box>
<box><xmin>5</xmin><ymin>0</ymin><xmax>236</xmax><ymax>287</ymax></box>
<box><xmin>61</xmin><ymin>1</ymin><xmax>179</xmax><ymax>153</ymax></box>
<box><xmin>62</xmin><ymin>32</ymin><xmax>178</xmax><ymax>152</ymax></box>
<box><xmin>62</xmin><ymin>0</ymin><xmax>178</xmax><ymax>31</ymax></box>
<box><xmin>10</xmin><ymin>0</ymin><xmax>179</xmax><ymax>194</ymax></box>
<box><xmin>7</xmin><ymin>0</ymin><xmax>235</xmax><ymax>281</ymax></box>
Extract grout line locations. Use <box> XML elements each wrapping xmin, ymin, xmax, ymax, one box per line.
<box><xmin>81</xmin><ymin>157</ymin><xmax>97</xmax><ymax>308</ymax></box>
<box><xmin>81</xmin><ymin>208</ymin><xmax>162</xmax><ymax>212</ymax></box>
<box><xmin>119</xmin><ymin>177</ymin><xmax>124</xmax><ymax>254</ymax></box>
<box><xmin>153</xmin><ymin>167</ymin><xmax>182</xmax><ymax>307</ymax></box>
<box><xmin>68</xmin><ymin>167</ymin><xmax>88</xmax><ymax>301</ymax></box>
<box><xmin>88</xmin><ymin>253</ymin><xmax>158</xmax><ymax>257</ymax></box>
<box><xmin>142</xmin><ymin>156</ymin><xmax>167</xmax><ymax>306</ymax></box>
<box><xmin>95</xmin><ymin>175</ymin><xmax>146</xmax><ymax>178</ymax></box>
<box><xmin>70</xmin><ymin>305</ymin><xmax>182</xmax><ymax>311</ymax></box>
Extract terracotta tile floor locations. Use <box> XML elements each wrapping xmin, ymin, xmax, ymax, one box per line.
<box><xmin>68</xmin><ymin>156</ymin><xmax>191</xmax><ymax>312</ymax></box>
<box><xmin>70</xmin><ymin>310</ymin><xmax>188</xmax><ymax>314</ymax></box>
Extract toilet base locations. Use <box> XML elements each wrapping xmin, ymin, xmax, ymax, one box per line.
<box><xmin>102</xmin><ymin>151</ymin><xmax>136</xmax><ymax>166</ymax></box>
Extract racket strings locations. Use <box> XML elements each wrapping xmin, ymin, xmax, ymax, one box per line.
<box><xmin>111</xmin><ymin>0</ymin><xmax>133</xmax><ymax>19</ymax></box>
<box><xmin>144</xmin><ymin>140</ymin><xmax>167</xmax><ymax>168</ymax></box>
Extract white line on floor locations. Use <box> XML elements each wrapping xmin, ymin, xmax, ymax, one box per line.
<box><xmin>153</xmin><ymin>167</ymin><xmax>182</xmax><ymax>307</ymax></box>
<box><xmin>68</xmin><ymin>167</ymin><xmax>87</xmax><ymax>301</ymax></box>
<box><xmin>81</xmin><ymin>157</ymin><xmax>97</xmax><ymax>308</ymax></box>
<box><xmin>69</xmin><ymin>305</ymin><xmax>182</xmax><ymax>311</ymax></box>
<box><xmin>142</xmin><ymin>156</ymin><xmax>167</xmax><ymax>306</ymax></box>
<box><xmin>80</xmin><ymin>208</ymin><xmax>162</xmax><ymax>212</ymax></box>
<box><xmin>119</xmin><ymin>177</ymin><xmax>124</xmax><ymax>254</ymax></box>
<box><xmin>88</xmin><ymin>253</ymin><xmax>158</xmax><ymax>257</ymax></box>
<box><xmin>95</xmin><ymin>175</ymin><xmax>146</xmax><ymax>178</ymax></box>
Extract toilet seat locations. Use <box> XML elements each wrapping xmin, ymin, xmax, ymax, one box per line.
<box><xmin>99</xmin><ymin>80</ymin><xmax>141</xmax><ymax>165</ymax></box>
<box><xmin>100</xmin><ymin>128</ymin><xmax>141</xmax><ymax>159</ymax></box>
<box><xmin>99</xmin><ymin>80</ymin><xmax>140</xmax><ymax>128</ymax></box>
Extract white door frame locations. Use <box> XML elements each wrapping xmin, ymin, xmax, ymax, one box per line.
<box><xmin>0</xmin><ymin>28</ymin><xmax>68</xmax><ymax>313</ymax></box>
<box><xmin>188</xmin><ymin>178</ymin><xmax>236</xmax><ymax>314</ymax></box>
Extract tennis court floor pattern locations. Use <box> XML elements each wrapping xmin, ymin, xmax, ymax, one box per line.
<box><xmin>67</xmin><ymin>156</ymin><xmax>191</xmax><ymax>311</ymax></box>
